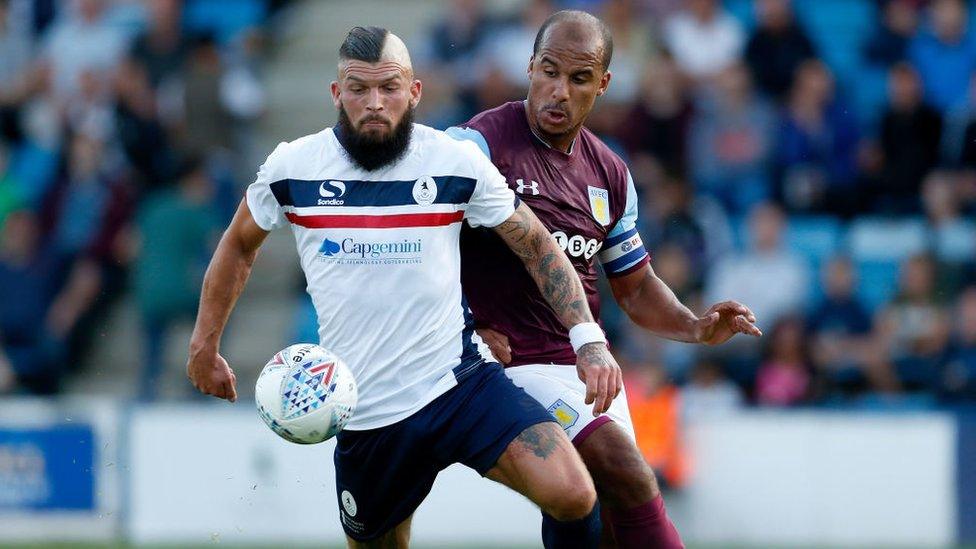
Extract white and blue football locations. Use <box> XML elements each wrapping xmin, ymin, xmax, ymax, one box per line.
<box><xmin>255</xmin><ymin>343</ymin><xmax>357</xmax><ymax>444</ymax></box>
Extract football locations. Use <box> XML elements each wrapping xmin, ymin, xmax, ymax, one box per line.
<box><xmin>255</xmin><ymin>343</ymin><xmax>358</xmax><ymax>444</ymax></box>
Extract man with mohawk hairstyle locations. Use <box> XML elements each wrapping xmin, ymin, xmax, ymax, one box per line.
<box><xmin>187</xmin><ymin>25</ymin><xmax>621</xmax><ymax>548</ymax></box>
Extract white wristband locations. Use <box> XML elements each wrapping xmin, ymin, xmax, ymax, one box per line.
<box><xmin>569</xmin><ymin>322</ymin><xmax>607</xmax><ymax>353</ymax></box>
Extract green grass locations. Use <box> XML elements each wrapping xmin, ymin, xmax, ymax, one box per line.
<box><xmin>7</xmin><ymin>541</ymin><xmax>976</xmax><ymax>549</ymax></box>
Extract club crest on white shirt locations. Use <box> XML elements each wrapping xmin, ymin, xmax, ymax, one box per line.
<box><xmin>413</xmin><ymin>176</ymin><xmax>437</xmax><ymax>206</ymax></box>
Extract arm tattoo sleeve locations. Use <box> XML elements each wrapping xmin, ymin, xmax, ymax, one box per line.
<box><xmin>493</xmin><ymin>205</ymin><xmax>594</xmax><ymax>328</ymax></box>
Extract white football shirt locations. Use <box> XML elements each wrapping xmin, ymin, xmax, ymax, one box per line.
<box><xmin>246</xmin><ymin>124</ymin><xmax>516</xmax><ymax>430</ymax></box>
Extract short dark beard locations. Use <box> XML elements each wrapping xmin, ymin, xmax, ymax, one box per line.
<box><xmin>336</xmin><ymin>106</ymin><xmax>414</xmax><ymax>171</ymax></box>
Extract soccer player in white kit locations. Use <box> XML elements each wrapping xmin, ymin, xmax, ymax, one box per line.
<box><xmin>186</xmin><ymin>27</ymin><xmax>623</xmax><ymax>549</ymax></box>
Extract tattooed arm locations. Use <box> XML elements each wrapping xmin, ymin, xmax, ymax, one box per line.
<box><xmin>492</xmin><ymin>203</ymin><xmax>622</xmax><ymax>415</ymax></box>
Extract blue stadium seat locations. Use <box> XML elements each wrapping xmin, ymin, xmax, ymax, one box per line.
<box><xmin>855</xmin><ymin>259</ymin><xmax>901</xmax><ymax>312</ymax></box>
<box><xmin>846</xmin><ymin>217</ymin><xmax>928</xmax><ymax>262</ymax></box>
<box><xmin>786</xmin><ymin>215</ymin><xmax>843</xmax><ymax>263</ymax></box>
<box><xmin>724</xmin><ymin>0</ymin><xmax>756</xmax><ymax>29</ymax></box>
<box><xmin>792</xmin><ymin>0</ymin><xmax>878</xmax><ymax>85</ymax></box>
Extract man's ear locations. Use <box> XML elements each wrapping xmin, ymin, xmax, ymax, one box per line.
<box><xmin>596</xmin><ymin>70</ymin><xmax>612</xmax><ymax>97</ymax></box>
<box><xmin>331</xmin><ymin>80</ymin><xmax>341</xmax><ymax>109</ymax></box>
<box><xmin>409</xmin><ymin>79</ymin><xmax>422</xmax><ymax>109</ymax></box>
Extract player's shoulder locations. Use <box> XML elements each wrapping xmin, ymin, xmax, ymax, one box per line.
<box><xmin>415</xmin><ymin>123</ymin><xmax>491</xmax><ymax>164</ymax></box>
<box><xmin>578</xmin><ymin>126</ymin><xmax>629</xmax><ymax>186</ymax></box>
<box><xmin>266</xmin><ymin>128</ymin><xmax>334</xmax><ymax>166</ymax></box>
<box><xmin>464</xmin><ymin>101</ymin><xmax>523</xmax><ymax>130</ymax></box>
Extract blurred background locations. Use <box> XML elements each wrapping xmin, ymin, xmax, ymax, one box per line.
<box><xmin>1</xmin><ymin>0</ymin><xmax>976</xmax><ymax>547</ymax></box>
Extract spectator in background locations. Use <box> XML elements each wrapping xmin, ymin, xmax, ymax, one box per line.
<box><xmin>744</xmin><ymin>0</ymin><xmax>817</xmax><ymax>100</ymax></box>
<box><xmin>40</xmin><ymin>0</ymin><xmax>129</xmax><ymax>105</ymax></box>
<box><xmin>909</xmin><ymin>0</ymin><xmax>976</xmax><ymax>112</ymax></box>
<box><xmin>755</xmin><ymin>316</ymin><xmax>813</xmax><ymax>406</ymax></box>
<box><xmin>641</xmin><ymin>176</ymin><xmax>708</xmax><ymax>286</ymax></box>
<box><xmin>942</xmin><ymin>73</ymin><xmax>976</xmax><ymax>172</ymax></box>
<box><xmin>41</xmin><ymin>133</ymin><xmax>133</xmax><ymax>369</ymax></box>
<box><xmin>942</xmin><ymin>286</ymin><xmax>976</xmax><ymax>400</ymax></box>
<box><xmin>129</xmin><ymin>0</ymin><xmax>187</xmax><ymax>90</ymax></box>
<box><xmin>0</xmin><ymin>210</ymin><xmax>70</xmax><ymax>394</ymax></box>
<box><xmin>177</xmin><ymin>33</ymin><xmax>233</xmax><ymax>156</ymax></box>
<box><xmin>614</xmin><ymin>243</ymin><xmax>700</xmax><ymax>380</ymax></box>
<box><xmin>599</xmin><ymin>0</ymin><xmax>656</xmax><ymax>104</ymax></box>
<box><xmin>705</xmin><ymin>202</ymin><xmax>809</xmax><ymax>333</ymax></box>
<box><xmin>922</xmin><ymin>171</ymin><xmax>976</xmax><ymax>273</ymax></box>
<box><xmin>681</xmin><ymin>358</ymin><xmax>744</xmax><ymax>421</ymax></box>
<box><xmin>807</xmin><ymin>256</ymin><xmax>874</xmax><ymax>396</ymax></box>
<box><xmin>689</xmin><ymin>62</ymin><xmax>775</xmax><ymax>216</ymax></box>
<box><xmin>636</xmin><ymin>163</ymin><xmax>735</xmax><ymax>272</ymax></box>
<box><xmin>774</xmin><ymin>60</ymin><xmax>860</xmax><ymax>215</ymax></box>
<box><xmin>44</xmin><ymin>133</ymin><xmax>129</xmax><ymax>261</ymax></box>
<box><xmin>0</xmin><ymin>142</ymin><xmax>20</xmax><ymax>226</ymax></box>
<box><xmin>134</xmin><ymin>158</ymin><xmax>219</xmax><ymax>401</ymax></box>
<box><xmin>0</xmin><ymin>0</ymin><xmax>33</xmax><ymax>108</ymax></box>
<box><xmin>664</xmin><ymin>0</ymin><xmax>744</xmax><ymax>82</ymax></box>
<box><xmin>874</xmin><ymin>254</ymin><xmax>951</xmax><ymax>392</ymax></box>
<box><xmin>480</xmin><ymin>0</ymin><xmax>554</xmax><ymax>92</ymax></box>
<box><xmin>415</xmin><ymin>0</ymin><xmax>494</xmax><ymax>122</ymax></box>
<box><xmin>617</xmin><ymin>56</ymin><xmax>692</xmax><ymax>176</ymax></box>
<box><xmin>624</xmin><ymin>361</ymin><xmax>687</xmax><ymax>489</ymax></box>
<box><xmin>872</xmin><ymin>62</ymin><xmax>942</xmax><ymax>214</ymax></box>
<box><xmin>864</xmin><ymin>0</ymin><xmax>919</xmax><ymax>67</ymax></box>
<box><xmin>114</xmin><ymin>57</ymin><xmax>174</xmax><ymax>190</ymax></box>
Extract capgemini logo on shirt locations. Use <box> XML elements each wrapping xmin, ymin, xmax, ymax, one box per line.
<box><xmin>318</xmin><ymin>236</ymin><xmax>423</xmax><ymax>265</ymax></box>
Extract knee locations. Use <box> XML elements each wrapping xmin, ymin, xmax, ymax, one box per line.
<box><xmin>589</xmin><ymin>446</ymin><xmax>659</xmax><ymax>507</ymax></box>
<box><xmin>543</xmin><ymin>469</ymin><xmax>597</xmax><ymax>521</ymax></box>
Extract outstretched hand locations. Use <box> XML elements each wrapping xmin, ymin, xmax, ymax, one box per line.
<box><xmin>694</xmin><ymin>301</ymin><xmax>762</xmax><ymax>345</ymax></box>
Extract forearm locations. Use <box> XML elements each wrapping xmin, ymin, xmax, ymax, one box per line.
<box><xmin>618</xmin><ymin>272</ymin><xmax>698</xmax><ymax>343</ymax></box>
<box><xmin>189</xmin><ymin>231</ymin><xmax>259</xmax><ymax>353</ymax></box>
<box><xmin>495</xmin><ymin>206</ymin><xmax>593</xmax><ymax>329</ymax></box>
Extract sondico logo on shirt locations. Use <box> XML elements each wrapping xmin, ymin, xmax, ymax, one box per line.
<box><xmin>318</xmin><ymin>236</ymin><xmax>423</xmax><ymax>265</ymax></box>
<box><xmin>318</xmin><ymin>181</ymin><xmax>347</xmax><ymax>206</ymax></box>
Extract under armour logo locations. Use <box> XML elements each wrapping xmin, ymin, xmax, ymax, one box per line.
<box><xmin>515</xmin><ymin>178</ymin><xmax>540</xmax><ymax>195</ymax></box>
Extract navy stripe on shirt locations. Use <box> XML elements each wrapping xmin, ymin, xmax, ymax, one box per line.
<box><xmin>269</xmin><ymin>176</ymin><xmax>478</xmax><ymax>209</ymax></box>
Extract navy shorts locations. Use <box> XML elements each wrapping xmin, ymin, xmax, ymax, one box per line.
<box><xmin>333</xmin><ymin>362</ymin><xmax>555</xmax><ymax>541</ymax></box>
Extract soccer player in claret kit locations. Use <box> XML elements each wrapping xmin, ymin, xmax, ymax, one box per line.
<box><xmin>186</xmin><ymin>26</ymin><xmax>625</xmax><ymax>549</ymax></box>
<box><xmin>448</xmin><ymin>10</ymin><xmax>762</xmax><ymax>548</ymax></box>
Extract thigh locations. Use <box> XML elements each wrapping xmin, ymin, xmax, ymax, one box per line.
<box><xmin>485</xmin><ymin>421</ymin><xmax>592</xmax><ymax>508</ymax></box>
<box><xmin>441</xmin><ymin>362</ymin><xmax>557</xmax><ymax>475</ymax></box>
<box><xmin>346</xmin><ymin>515</ymin><xmax>412</xmax><ymax>549</ymax></box>
<box><xmin>506</xmin><ymin>364</ymin><xmax>637</xmax><ymax>445</ymax></box>
<box><xmin>334</xmin><ymin>426</ymin><xmax>436</xmax><ymax>543</ymax></box>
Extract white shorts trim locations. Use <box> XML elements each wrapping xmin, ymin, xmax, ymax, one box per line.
<box><xmin>504</xmin><ymin>363</ymin><xmax>636</xmax><ymax>443</ymax></box>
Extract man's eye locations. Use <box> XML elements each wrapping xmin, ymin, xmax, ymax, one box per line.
<box><xmin>544</xmin><ymin>69</ymin><xmax>556</xmax><ymax>77</ymax></box>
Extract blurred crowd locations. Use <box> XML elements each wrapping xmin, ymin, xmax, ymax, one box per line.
<box><xmin>405</xmin><ymin>0</ymin><xmax>976</xmax><ymax>434</ymax></box>
<box><xmin>3</xmin><ymin>0</ymin><xmax>976</xmax><ymax>431</ymax></box>
<box><xmin>0</xmin><ymin>0</ymin><xmax>292</xmax><ymax>397</ymax></box>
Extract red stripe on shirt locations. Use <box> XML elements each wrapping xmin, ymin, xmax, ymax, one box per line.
<box><xmin>285</xmin><ymin>211</ymin><xmax>464</xmax><ymax>229</ymax></box>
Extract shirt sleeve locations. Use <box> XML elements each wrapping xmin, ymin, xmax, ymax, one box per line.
<box><xmin>457</xmin><ymin>139</ymin><xmax>518</xmax><ymax>228</ymax></box>
<box><xmin>245</xmin><ymin>143</ymin><xmax>288</xmax><ymax>231</ymax></box>
<box><xmin>446</xmin><ymin>126</ymin><xmax>492</xmax><ymax>160</ymax></box>
<box><xmin>599</xmin><ymin>169</ymin><xmax>650</xmax><ymax>277</ymax></box>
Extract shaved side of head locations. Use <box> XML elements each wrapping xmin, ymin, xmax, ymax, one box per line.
<box><xmin>338</xmin><ymin>26</ymin><xmax>413</xmax><ymax>78</ymax></box>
